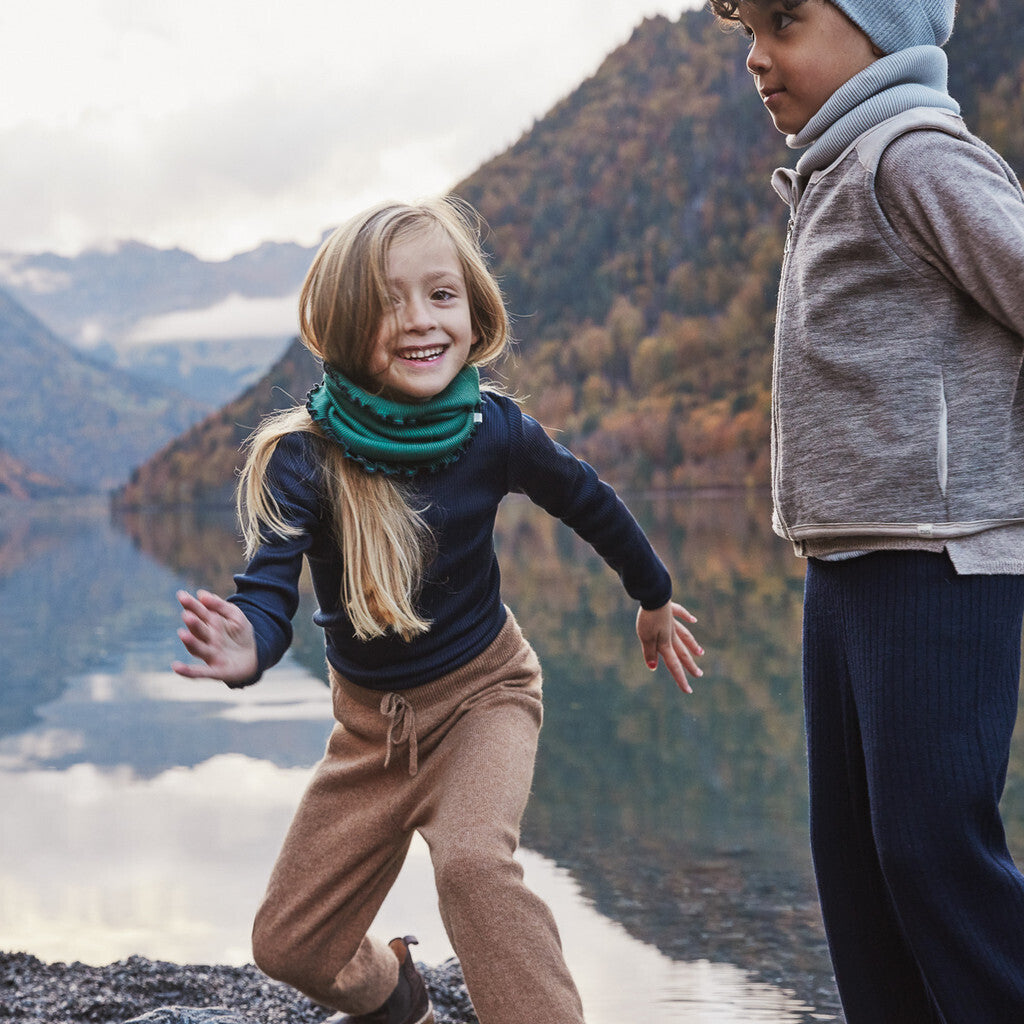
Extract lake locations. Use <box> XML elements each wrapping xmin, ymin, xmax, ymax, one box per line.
<box><xmin>2</xmin><ymin>493</ymin><xmax>1022</xmax><ymax>1024</ymax></box>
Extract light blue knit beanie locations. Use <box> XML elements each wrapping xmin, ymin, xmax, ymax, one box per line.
<box><xmin>830</xmin><ymin>0</ymin><xmax>956</xmax><ymax>54</ymax></box>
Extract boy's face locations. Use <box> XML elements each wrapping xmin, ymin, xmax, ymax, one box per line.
<box><xmin>738</xmin><ymin>0</ymin><xmax>880</xmax><ymax>135</ymax></box>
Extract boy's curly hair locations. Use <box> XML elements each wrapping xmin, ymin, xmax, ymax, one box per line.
<box><xmin>708</xmin><ymin>0</ymin><xmax>810</xmax><ymax>23</ymax></box>
<box><xmin>707</xmin><ymin>0</ymin><xmax>743</xmax><ymax>18</ymax></box>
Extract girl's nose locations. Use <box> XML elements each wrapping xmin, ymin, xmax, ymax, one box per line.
<box><xmin>403</xmin><ymin>297</ymin><xmax>436</xmax><ymax>333</ymax></box>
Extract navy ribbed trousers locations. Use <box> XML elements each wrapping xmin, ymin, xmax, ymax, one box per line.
<box><xmin>803</xmin><ymin>550</ymin><xmax>1024</xmax><ymax>1024</ymax></box>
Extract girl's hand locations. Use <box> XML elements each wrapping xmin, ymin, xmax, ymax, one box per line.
<box><xmin>172</xmin><ymin>589</ymin><xmax>258</xmax><ymax>686</ymax></box>
<box><xmin>636</xmin><ymin>601</ymin><xmax>704</xmax><ymax>694</ymax></box>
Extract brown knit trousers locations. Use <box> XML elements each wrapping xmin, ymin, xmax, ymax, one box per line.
<box><xmin>251</xmin><ymin>612</ymin><xmax>586</xmax><ymax>1024</ymax></box>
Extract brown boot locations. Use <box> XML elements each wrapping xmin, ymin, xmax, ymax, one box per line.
<box><xmin>332</xmin><ymin>936</ymin><xmax>435</xmax><ymax>1024</ymax></box>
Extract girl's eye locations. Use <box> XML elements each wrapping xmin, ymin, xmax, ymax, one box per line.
<box><xmin>432</xmin><ymin>288</ymin><xmax>456</xmax><ymax>301</ymax></box>
<box><xmin>776</xmin><ymin>13</ymin><xmax>795</xmax><ymax>29</ymax></box>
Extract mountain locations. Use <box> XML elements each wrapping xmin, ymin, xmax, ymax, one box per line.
<box><xmin>948</xmin><ymin>0</ymin><xmax>1024</xmax><ymax>165</ymax></box>
<box><xmin>0</xmin><ymin>448</ymin><xmax>74</xmax><ymax>500</ymax></box>
<box><xmin>115</xmin><ymin>337</ymin><xmax>321</xmax><ymax>508</ymax></box>
<box><xmin>0</xmin><ymin>239</ymin><xmax>316</xmax><ymax>406</ymax></box>
<box><xmin>109</xmin><ymin>4</ymin><xmax>1024</xmax><ymax>503</ymax></box>
<box><xmin>454</xmin><ymin>5</ymin><xmax>1024</xmax><ymax>490</ymax></box>
<box><xmin>0</xmin><ymin>240</ymin><xmax>315</xmax><ymax>342</ymax></box>
<box><xmin>0</xmin><ymin>286</ymin><xmax>207</xmax><ymax>492</ymax></box>
<box><xmin>117</xmin><ymin>12</ymin><xmax>780</xmax><ymax>504</ymax></box>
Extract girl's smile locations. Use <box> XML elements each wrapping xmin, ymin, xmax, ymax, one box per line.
<box><xmin>370</xmin><ymin>227</ymin><xmax>476</xmax><ymax>403</ymax></box>
<box><xmin>398</xmin><ymin>345</ymin><xmax>446</xmax><ymax>362</ymax></box>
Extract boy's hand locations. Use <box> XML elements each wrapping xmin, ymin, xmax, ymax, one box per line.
<box><xmin>173</xmin><ymin>589</ymin><xmax>258</xmax><ymax>686</ymax></box>
<box><xmin>636</xmin><ymin>601</ymin><xmax>704</xmax><ymax>694</ymax></box>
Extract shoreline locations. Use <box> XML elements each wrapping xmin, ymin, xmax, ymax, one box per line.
<box><xmin>0</xmin><ymin>945</ymin><xmax>844</xmax><ymax>1024</ymax></box>
<box><xmin>0</xmin><ymin>952</ymin><xmax>477</xmax><ymax>1024</ymax></box>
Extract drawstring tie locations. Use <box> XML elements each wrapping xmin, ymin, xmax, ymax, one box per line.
<box><xmin>381</xmin><ymin>692</ymin><xmax>419</xmax><ymax>776</ymax></box>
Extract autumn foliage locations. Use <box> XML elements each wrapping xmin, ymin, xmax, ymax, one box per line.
<box><xmin>117</xmin><ymin>6</ymin><xmax>1024</xmax><ymax>505</ymax></box>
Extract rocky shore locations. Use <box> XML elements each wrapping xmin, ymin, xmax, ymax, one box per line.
<box><xmin>0</xmin><ymin>952</ymin><xmax>478</xmax><ymax>1024</ymax></box>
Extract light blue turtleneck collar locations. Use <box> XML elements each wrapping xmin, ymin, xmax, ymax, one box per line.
<box><xmin>789</xmin><ymin>45</ymin><xmax>960</xmax><ymax>175</ymax></box>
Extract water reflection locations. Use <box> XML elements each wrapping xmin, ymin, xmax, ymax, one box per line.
<box><xmin>2</xmin><ymin>497</ymin><xmax>1022</xmax><ymax>1023</ymax></box>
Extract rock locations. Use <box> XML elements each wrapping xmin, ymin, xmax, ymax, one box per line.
<box><xmin>423</xmin><ymin>957</ymin><xmax>477</xmax><ymax>1024</ymax></box>
<box><xmin>0</xmin><ymin>950</ymin><xmax>479</xmax><ymax>1024</ymax></box>
<box><xmin>124</xmin><ymin>1010</ymin><xmax>251</xmax><ymax>1024</ymax></box>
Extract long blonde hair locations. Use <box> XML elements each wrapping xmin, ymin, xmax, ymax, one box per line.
<box><xmin>238</xmin><ymin>196</ymin><xmax>509</xmax><ymax>641</ymax></box>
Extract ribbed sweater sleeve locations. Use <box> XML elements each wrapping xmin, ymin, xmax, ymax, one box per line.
<box><xmin>507</xmin><ymin>409</ymin><xmax>672</xmax><ymax>610</ymax></box>
<box><xmin>228</xmin><ymin>433</ymin><xmax>323</xmax><ymax>681</ymax></box>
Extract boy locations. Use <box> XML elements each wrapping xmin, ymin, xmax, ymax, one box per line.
<box><xmin>707</xmin><ymin>1</ymin><xmax>1024</xmax><ymax>1021</ymax></box>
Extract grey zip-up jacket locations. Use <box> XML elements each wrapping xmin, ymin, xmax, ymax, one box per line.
<box><xmin>770</xmin><ymin>108</ymin><xmax>1024</xmax><ymax>573</ymax></box>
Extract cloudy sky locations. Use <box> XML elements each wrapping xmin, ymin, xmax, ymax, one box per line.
<box><xmin>2</xmin><ymin>0</ymin><xmax>705</xmax><ymax>262</ymax></box>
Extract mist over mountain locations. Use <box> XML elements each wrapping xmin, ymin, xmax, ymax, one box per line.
<box><xmin>0</xmin><ymin>286</ymin><xmax>206</xmax><ymax>492</ymax></box>
<box><xmin>0</xmin><ymin>239</ymin><xmax>316</xmax><ymax>406</ymax></box>
<box><xmin>0</xmin><ymin>239</ymin><xmax>317</xmax><ymax>345</ymax></box>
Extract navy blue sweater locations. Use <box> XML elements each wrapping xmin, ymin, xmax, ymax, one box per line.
<box><xmin>229</xmin><ymin>392</ymin><xmax>672</xmax><ymax>690</ymax></box>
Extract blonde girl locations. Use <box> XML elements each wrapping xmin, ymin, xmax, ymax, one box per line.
<box><xmin>173</xmin><ymin>196</ymin><xmax>703</xmax><ymax>1024</ymax></box>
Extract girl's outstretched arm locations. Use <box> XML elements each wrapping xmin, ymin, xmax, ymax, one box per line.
<box><xmin>173</xmin><ymin>589</ymin><xmax>259</xmax><ymax>685</ymax></box>
<box><xmin>636</xmin><ymin>601</ymin><xmax>704</xmax><ymax>694</ymax></box>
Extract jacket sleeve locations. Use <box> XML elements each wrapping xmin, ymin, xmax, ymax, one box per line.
<box><xmin>505</xmin><ymin>402</ymin><xmax>672</xmax><ymax>609</ymax></box>
<box><xmin>876</xmin><ymin>130</ymin><xmax>1024</xmax><ymax>340</ymax></box>
<box><xmin>228</xmin><ymin>433</ymin><xmax>325</xmax><ymax>682</ymax></box>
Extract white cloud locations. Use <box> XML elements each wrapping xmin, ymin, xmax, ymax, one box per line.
<box><xmin>0</xmin><ymin>256</ymin><xmax>70</xmax><ymax>294</ymax></box>
<box><xmin>0</xmin><ymin>0</ymin><xmax>704</xmax><ymax>259</ymax></box>
<box><xmin>128</xmin><ymin>292</ymin><xmax>300</xmax><ymax>343</ymax></box>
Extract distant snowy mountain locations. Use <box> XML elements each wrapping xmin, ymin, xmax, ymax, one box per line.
<box><xmin>0</xmin><ymin>237</ymin><xmax>321</xmax><ymax>406</ymax></box>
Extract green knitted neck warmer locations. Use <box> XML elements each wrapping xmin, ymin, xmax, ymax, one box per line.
<box><xmin>306</xmin><ymin>363</ymin><xmax>482</xmax><ymax>476</ymax></box>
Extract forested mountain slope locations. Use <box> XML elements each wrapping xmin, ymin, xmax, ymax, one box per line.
<box><xmin>118</xmin><ymin>4</ymin><xmax>1024</xmax><ymax>503</ymax></box>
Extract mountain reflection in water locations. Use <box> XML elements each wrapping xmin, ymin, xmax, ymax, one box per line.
<box><xmin>2</xmin><ymin>495</ymin><xmax>1022</xmax><ymax>1023</ymax></box>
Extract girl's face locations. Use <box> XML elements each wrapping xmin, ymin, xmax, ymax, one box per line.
<box><xmin>740</xmin><ymin>0</ymin><xmax>880</xmax><ymax>136</ymax></box>
<box><xmin>369</xmin><ymin>226</ymin><xmax>477</xmax><ymax>403</ymax></box>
